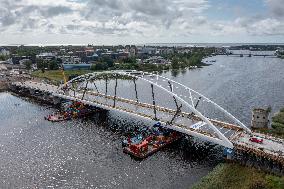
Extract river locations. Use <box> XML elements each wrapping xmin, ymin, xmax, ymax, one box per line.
<box><xmin>0</xmin><ymin>54</ymin><xmax>283</xmax><ymax>188</ymax></box>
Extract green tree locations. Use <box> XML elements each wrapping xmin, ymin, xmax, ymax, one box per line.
<box><xmin>36</xmin><ymin>58</ymin><xmax>44</xmax><ymax>69</ymax></box>
<box><xmin>0</xmin><ymin>55</ymin><xmax>8</xmax><ymax>61</ymax></box>
<box><xmin>91</xmin><ymin>62</ymin><xmax>109</xmax><ymax>71</ymax></box>
<box><xmin>123</xmin><ymin>57</ymin><xmax>137</xmax><ymax>64</ymax></box>
<box><xmin>48</xmin><ymin>60</ymin><xmax>59</xmax><ymax>70</ymax></box>
<box><xmin>23</xmin><ymin>60</ymin><xmax>32</xmax><ymax>70</ymax></box>
<box><xmin>171</xmin><ymin>57</ymin><xmax>179</xmax><ymax>69</ymax></box>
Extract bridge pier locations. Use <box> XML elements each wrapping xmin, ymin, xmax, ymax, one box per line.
<box><xmin>52</xmin><ymin>96</ymin><xmax>62</xmax><ymax>105</ymax></box>
<box><xmin>226</xmin><ymin>147</ymin><xmax>284</xmax><ymax>175</ymax></box>
<box><xmin>29</xmin><ymin>88</ymin><xmax>35</xmax><ymax>95</ymax></box>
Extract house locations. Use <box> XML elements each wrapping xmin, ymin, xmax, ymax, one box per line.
<box><xmin>36</xmin><ymin>53</ymin><xmax>56</xmax><ymax>61</ymax></box>
<box><xmin>0</xmin><ymin>47</ymin><xmax>10</xmax><ymax>56</ymax></box>
<box><xmin>143</xmin><ymin>56</ymin><xmax>170</xmax><ymax>64</ymax></box>
<box><xmin>137</xmin><ymin>46</ymin><xmax>157</xmax><ymax>55</ymax></box>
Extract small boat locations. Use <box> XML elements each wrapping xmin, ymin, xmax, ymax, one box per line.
<box><xmin>123</xmin><ymin>122</ymin><xmax>182</xmax><ymax>159</ymax></box>
<box><xmin>45</xmin><ymin>114</ymin><xmax>70</xmax><ymax>122</ymax></box>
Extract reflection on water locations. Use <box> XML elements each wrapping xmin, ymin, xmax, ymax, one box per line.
<box><xmin>0</xmin><ymin>55</ymin><xmax>283</xmax><ymax>188</ymax></box>
<box><xmin>0</xmin><ymin>93</ymin><xmax>221</xmax><ymax>189</ymax></box>
<box><xmin>164</xmin><ymin>55</ymin><xmax>284</xmax><ymax>126</ymax></box>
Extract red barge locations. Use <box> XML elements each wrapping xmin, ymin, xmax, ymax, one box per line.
<box><xmin>122</xmin><ymin>123</ymin><xmax>182</xmax><ymax>159</ymax></box>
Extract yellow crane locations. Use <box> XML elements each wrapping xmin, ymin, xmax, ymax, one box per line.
<box><xmin>61</xmin><ymin>68</ymin><xmax>68</xmax><ymax>86</ymax></box>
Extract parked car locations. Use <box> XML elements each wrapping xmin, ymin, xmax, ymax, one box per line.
<box><xmin>249</xmin><ymin>136</ymin><xmax>263</xmax><ymax>144</ymax></box>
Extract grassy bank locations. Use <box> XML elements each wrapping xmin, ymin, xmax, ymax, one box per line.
<box><xmin>193</xmin><ymin>108</ymin><xmax>284</xmax><ymax>189</ymax></box>
<box><xmin>192</xmin><ymin>163</ymin><xmax>284</xmax><ymax>189</ymax></box>
<box><xmin>31</xmin><ymin>70</ymin><xmax>91</xmax><ymax>83</ymax></box>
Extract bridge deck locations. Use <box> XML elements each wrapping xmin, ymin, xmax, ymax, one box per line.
<box><xmin>233</xmin><ymin>133</ymin><xmax>284</xmax><ymax>164</ymax></box>
<box><xmin>10</xmin><ymin>81</ymin><xmax>284</xmax><ymax>165</ymax></box>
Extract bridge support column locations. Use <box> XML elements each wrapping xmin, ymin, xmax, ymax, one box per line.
<box><xmin>53</xmin><ymin>96</ymin><xmax>62</xmax><ymax>105</ymax></box>
<box><xmin>133</xmin><ymin>78</ymin><xmax>138</xmax><ymax>103</ymax></box>
<box><xmin>113</xmin><ymin>76</ymin><xmax>118</xmax><ymax>107</ymax></box>
<box><xmin>29</xmin><ymin>88</ymin><xmax>35</xmax><ymax>95</ymax></box>
<box><xmin>43</xmin><ymin>92</ymin><xmax>51</xmax><ymax>101</ymax></box>
<box><xmin>223</xmin><ymin>148</ymin><xmax>234</xmax><ymax>160</ymax></box>
<box><xmin>151</xmin><ymin>84</ymin><xmax>158</xmax><ymax>121</ymax></box>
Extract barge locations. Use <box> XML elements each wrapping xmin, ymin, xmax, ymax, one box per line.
<box><xmin>123</xmin><ymin>122</ymin><xmax>182</xmax><ymax>159</ymax></box>
<box><xmin>45</xmin><ymin>101</ymin><xmax>95</xmax><ymax>122</ymax></box>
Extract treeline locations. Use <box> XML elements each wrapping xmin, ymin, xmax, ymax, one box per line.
<box><xmin>277</xmin><ymin>51</ymin><xmax>284</xmax><ymax>59</ymax></box>
<box><xmin>272</xmin><ymin>108</ymin><xmax>284</xmax><ymax>130</ymax></box>
<box><xmin>91</xmin><ymin>48</ymin><xmax>212</xmax><ymax>71</ymax></box>
<box><xmin>36</xmin><ymin>58</ymin><xmax>61</xmax><ymax>72</ymax></box>
<box><xmin>0</xmin><ymin>55</ymin><xmax>8</xmax><ymax>61</ymax></box>
<box><xmin>164</xmin><ymin>48</ymin><xmax>214</xmax><ymax>69</ymax></box>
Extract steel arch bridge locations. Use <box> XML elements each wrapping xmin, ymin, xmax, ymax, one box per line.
<box><xmin>54</xmin><ymin>70</ymin><xmax>252</xmax><ymax>149</ymax></box>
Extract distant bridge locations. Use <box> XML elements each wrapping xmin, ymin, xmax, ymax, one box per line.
<box><xmin>224</xmin><ymin>50</ymin><xmax>277</xmax><ymax>57</ymax></box>
<box><xmin>10</xmin><ymin>71</ymin><xmax>284</xmax><ymax>166</ymax></box>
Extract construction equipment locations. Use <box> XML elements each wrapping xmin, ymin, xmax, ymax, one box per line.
<box><xmin>61</xmin><ymin>68</ymin><xmax>68</xmax><ymax>85</ymax></box>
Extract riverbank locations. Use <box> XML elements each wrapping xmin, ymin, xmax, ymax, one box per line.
<box><xmin>31</xmin><ymin>70</ymin><xmax>91</xmax><ymax>84</ymax></box>
<box><xmin>0</xmin><ymin>81</ymin><xmax>8</xmax><ymax>92</ymax></box>
<box><xmin>192</xmin><ymin>163</ymin><xmax>284</xmax><ymax>189</ymax></box>
<box><xmin>0</xmin><ymin>72</ymin><xmax>33</xmax><ymax>92</ymax></box>
<box><xmin>31</xmin><ymin>64</ymin><xmax>210</xmax><ymax>84</ymax></box>
<box><xmin>193</xmin><ymin>108</ymin><xmax>284</xmax><ymax>189</ymax></box>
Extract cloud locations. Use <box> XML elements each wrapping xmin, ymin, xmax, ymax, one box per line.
<box><xmin>0</xmin><ymin>0</ymin><xmax>283</xmax><ymax>44</ymax></box>
<box><xmin>266</xmin><ymin>0</ymin><xmax>284</xmax><ymax>18</ymax></box>
<box><xmin>41</xmin><ymin>6</ymin><xmax>73</xmax><ymax>17</ymax></box>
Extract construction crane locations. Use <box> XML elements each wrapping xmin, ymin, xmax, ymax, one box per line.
<box><xmin>61</xmin><ymin>67</ymin><xmax>68</xmax><ymax>90</ymax></box>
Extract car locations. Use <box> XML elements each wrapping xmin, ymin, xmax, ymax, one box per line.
<box><xmin>249</xmin><ymin>136</ymin><xmax>263</xmax><ymax>144</ymax></box>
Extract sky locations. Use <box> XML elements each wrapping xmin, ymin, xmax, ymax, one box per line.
<box><xmin>0</xmin><ymin>0</ymin><xmax>284</xmax><ymax>45</ymax></box>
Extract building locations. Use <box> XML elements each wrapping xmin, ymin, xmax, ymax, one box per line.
<box><xmin>58</xmin><ymin>55</ymin><xmax>82</xmax><ymax>64</ymax></box>
<box><xmin>143</xmin><ymin>56</ymin><xmax>170</xmax><ymax>64</ymax></box>
<box><xmin>36</xmin><ymin>53</ymin><xmax>56</xmax><ymax>61</ymax></box>
<box><xmin>137</xmin><ymin>46</ymin><xmax>157</xmax><ymax>55</ymax></box>
<box><xmin>0</xmin><ymin>47</ymin><xmax>10</xmax><ymax>56</ymax></box>
<box><xmin>251</xmin><ymin>108</ymin><xmax>270</xmax><ymax>129</ymax></box>
<box><xmin>12</xmin><ymin>55</ymin><xmax>32</xmax><ymax>64</ymax></box>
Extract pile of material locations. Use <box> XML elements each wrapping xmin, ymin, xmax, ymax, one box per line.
<box><xmin>45</xmin><ymin>101</ymin><xmax>93</xmax><ymax>122</ymax></box>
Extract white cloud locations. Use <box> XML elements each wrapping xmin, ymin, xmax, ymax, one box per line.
<box><xmin>0</xmin><ymin>0</ymin><xmax>283</xmax><ymax>44</ymax></box>
<box><xmin>266</xmin><ymin>0</ymin><xmax>284</xmax><ymax>18</ymax></box>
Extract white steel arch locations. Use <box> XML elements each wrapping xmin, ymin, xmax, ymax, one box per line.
<box><xmin>56</xmin><ymin>70</ymin><xmax>252</xmax><ymax>149</ymax></box>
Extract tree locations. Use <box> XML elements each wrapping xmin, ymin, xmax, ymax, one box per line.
<box><xmin>91</xmin><ymin>62</ymin><xmax>109</xmax><ymax>71</ymax></box>
<box><xmin>36</xmin><ymin>58</ymin><xmax>44</xmax><ymax>69</ymax></box>
<box><xmin>48</xmin><ymin>60</ymin><xmax>59</xmax><ymax>70</ymax></box>
<box><xmin>123</xmin><ymin>57</ymin><xmax>137</xmax><ymax>64</ymax></box>
<box><xmin>103</xmin><ymin>56</ymin><xmax>114</xmax><ymax>67</ymax></box>
<box><xmin>0</xmin><ymin>55</ymin><xmax>8</xmax><ymax>61</ymax></box>
<box><xmin>171</xmin><ymin>57</ymin><xmax>179</xmax><ymax>69</ymax></box>
<box><xmin>23</xmin><ymin>60</ymin><xmax>32</xmax><ymax>70</ymax></box>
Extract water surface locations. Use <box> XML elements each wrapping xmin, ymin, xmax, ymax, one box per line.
<box><xmin>0</xmin><ymin>55</ymin><xmax>283</xmax><ymax>188</ymax></box>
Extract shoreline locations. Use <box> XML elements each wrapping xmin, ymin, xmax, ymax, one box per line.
<box><xmin>193</xmin><ymin>108</ymin><xmax>284</xmax><ymax>189</ymax></box>
<box><xmin>192</xmin><ymin>163</ymin><xmax>284</xmax><ymax>189</ymax></box>
<box><xmin>0</xmin><ymin>81</ymin><xmax>8</xmax><ymax>92</ymax></box>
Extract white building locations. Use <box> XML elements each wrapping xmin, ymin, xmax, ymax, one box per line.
<box><xmin>0</xmin><ymin>47</ymin><xmax>10</xmax><ymax>56</ymax></box>
<box><xmin>36</xmin><ymin>52</ymin><xmax>56</xmax><ymax>61</ymax></box>
<box><xmin>137</xmin><ymin>47</ymin><xmax>157</xmax><ymax>55</ymax></box>
<box><xmin>143</xmin><ymin>56</ymin><xmax>170</xmax><ymax>64</ymax></box>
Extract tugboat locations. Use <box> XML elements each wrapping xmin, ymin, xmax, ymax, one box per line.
<box><xmin>123</xmin><ymin>122</ymin><xmax>182</xmax><ymax>159</ymax></box>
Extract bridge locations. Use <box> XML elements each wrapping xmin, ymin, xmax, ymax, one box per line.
<box><xmin>10</xmin><ymin>70</ymin><xmax>284</xmax><ymax>167</ymax></box>
<box><xmin>224</xmin><ymin>50</ymin><xmax>277</xmax><ymax>57</ymax></box>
